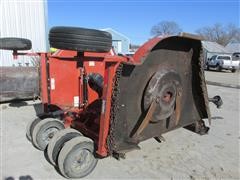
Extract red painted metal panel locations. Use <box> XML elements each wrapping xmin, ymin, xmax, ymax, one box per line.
<box><xmin>40</xmin><ymin>53</ymin><xmax>48</xmax><ymax>104</ymax></box>
<box><xmin>46</xmin><ymin>50</ymin><xmax>108</xmax><ymax>110</ymax></box>
<box><xmin>49</xmin><ymin>52</ymin><xmax>80</xmax><ymax>109</ymax></box>
<box><xmin>133</xmin><ymin>37</ymin><xmax>162</xmax><ymax>64</ymax></box>
<box><xmin>97</xmin><ymin>62</ymin><xmax>120</xmax><ymax>156</ymax></box>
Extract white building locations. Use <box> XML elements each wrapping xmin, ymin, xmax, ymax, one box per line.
<box><xmin>202</xmin><ymin>41</ymin><xmax>230</xmax><ymax>63</ymax></box>
<box><xmin>0</xmin><ymin>0</ymin><xmax>48</xmax><ymax>66</ymax></box>
<box><xmin>101</xmin><ymin>28</ymin><xmax>130</xmax><ymax>54</ymax></box>
<box><xmin>225</xmin><ymin>42</ymin><xmax>240</xmax><ymax>53</ymax></box>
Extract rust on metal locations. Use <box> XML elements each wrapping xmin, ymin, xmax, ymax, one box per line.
<box><xmin>107</xmin><ymin>36</ymin><xmax>211</xmax><ymax>154</ymax></box>
<box><xmin>132</xmin><ymin>100</ymin><xmax>157</xmax><ymax>138</ymax></box>
<box><xmin>179</xmin><ymin>32</ymin><xmax>204</xmax><ymax>41</ymax></box>
<box><xmin>175</xmin><ymin>90</ymin><xmax>182</xmax><ymax>125</ymax></box>
<box><xmin>0</xmin><ymin>67</ymin><xmax>39</xmax><ymax>102</ymax></box>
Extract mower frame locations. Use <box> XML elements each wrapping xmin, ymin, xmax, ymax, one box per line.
<box><xmin>11</xmin><ymin>35</ymin><xmax>210</xmax><ymax>157</ymax></box>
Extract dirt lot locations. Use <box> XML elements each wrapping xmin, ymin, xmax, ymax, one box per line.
<box><xmin>0</xmin><ymin>84</ymin><xmax>239</xmax><ymax>179</ymax></box>
<box><xmin>205</xmin><ymin>70</ymin><xmax>240</xmax><ymax>87</ymax></box>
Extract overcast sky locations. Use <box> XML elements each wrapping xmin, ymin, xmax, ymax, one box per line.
<box><xmin>48</xmin><ymin>0</ymin><xmax>239</xmax><ymax>45</ymax></box>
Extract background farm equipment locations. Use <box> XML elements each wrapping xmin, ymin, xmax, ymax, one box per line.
<box><xmin>0</xmin><ymin>66</ymin><xmax>39</xmax><ymax>102</ymax></box>
<box><xmin>0</xmin><ymin>26</ymin><xmax>222</xmax><ymax>178</ymax></box>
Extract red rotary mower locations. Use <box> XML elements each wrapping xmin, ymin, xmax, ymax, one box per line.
<box><xmin>0</xmin><ymin>27</ymin><xmax>222</xmax><ymax>178</ymax></box>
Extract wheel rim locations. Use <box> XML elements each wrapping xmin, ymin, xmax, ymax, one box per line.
<box><xmin>42</xmin><ymin>127</ymin><xmax>59</xmax><ymax>145</ymax></box>
<box><xmin>32</xmin><ymin>118</ymin><xmax>64</xmax><ymax>150</ymax></box>
<box><xmin>71</xmin><ymin>148</ymin><xmax>94</xmax><ymax>174</ymax></box>
<box><xmin>26</xmin><ymin>118</ymin><xmax>41</xmax><ymax>141</ymax></box>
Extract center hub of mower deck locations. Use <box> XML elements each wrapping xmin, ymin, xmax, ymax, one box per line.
<box><xmin>162</xmin><ymin>91</ymin><xmax>173</xmax><ymax>103</ymax></box>
<box><xmin>143</xmin><ymin>69</ymin><xmax>182</xmax><ymax>122</ymax></box>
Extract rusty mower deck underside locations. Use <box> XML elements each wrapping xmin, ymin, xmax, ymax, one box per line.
<box><xmin>108</xmin><ymin>37</ymin><xmax>210</xmax><ymax>154</ymax></box>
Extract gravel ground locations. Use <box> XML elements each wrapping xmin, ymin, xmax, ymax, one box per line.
<box><xmin>0</xmin><ymin>85</ymin><xmax>239</xmax><ymax>180</ymax></box>
<box><xmin>205</xmin><ymin>70</ymin><xmax>240</xmax><ymax>87</ymax></box>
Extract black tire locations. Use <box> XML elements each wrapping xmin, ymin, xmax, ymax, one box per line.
<box><xmin>47</xmin><ymin>128</ymin><xmax>82</xmax><ymax>166</ymax></box>
<box><xmin>216</xmin><ymin>64</ymin><xmax>222</xmax><ymax>72</ymax></box>
<box><xmin>58</xmin><ymin>136</ymin><xmax>98</xmax><ymax>178</ymax></box>
<box><xmin>32</xmin><ymin>118</ymin><xmax>64</xmax><ymax>150</ymax></box>
<box><xmin>0</xmin><ymin>37</ymin><xmax>32</xmax><ymax>50</ymax></box>
<box><xmin>26</xmin><ymin>117</ymin><xmax>42</xmax><ymax>141</ymax></box>
<box><xmin>206</xmin><ymin>63</ymin><xmax>209</xmax><ymax>70</ymax></box>
<box><xmin>231</xmin><ymin>69</ymin><xmax>236</xmax><ymax>73</ymax></box>
<box><xmin>49</xmin><ymin>26</ymin><xmax>112</xmax><ymax>52</ymax></box>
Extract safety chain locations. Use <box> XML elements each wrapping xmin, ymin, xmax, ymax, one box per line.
<box><xmin>107</xmin><ymin>63</ymin><xmax>123</xmax><ymax>155</ymax></box>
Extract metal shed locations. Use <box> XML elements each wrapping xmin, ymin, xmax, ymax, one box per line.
<box><xmin>101</xmin><ymin>28</ymin><xmax>130</xmax><ymax>54</ymax></box>
<box><xmin>0</xmin><ymin>0</ymin><xmax>48</xmax><ymax>67</ymax></box>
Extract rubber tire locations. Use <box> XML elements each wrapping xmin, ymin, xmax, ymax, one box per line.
<box><xmin>49</xmin><ymin>26</ymin><xmax>112</xmax><ymax>52</ymax></box>
<box><xmin>206</xmin><ymin>63</ymin><xmax>209</xmax><ymax>70</ymax></box>
<box><xmin>47</xmin><ymin>128</ymin><xmax>82</xmax><ymax>166</ymax></box>
<box><xmin>58</xmin><ymin>136</ymin><xmax>98</xmax><ymax>178</ymax></box>
<box><xmin>231</xmin><ymin>69</ymin><xmax>236</xmax><ymax>73</ymax></box>
<box><xmin>0</xmin><ymin>37</ymin><xmax>32</xmax><ymax>50</ymax></box>
<box><xmin>32</xmin><ymin>118</ymin><xmax>64</xmax><ymax>150</ymax></box>
<box><xmin>26</xmin><ymin>117</ymin><xmax>42</xmax><ymax>141</ymax></box>
<box><xmin>216</xmin><ymin>64</ymin><xmax>222</xmax><ymax>72</ymax></box>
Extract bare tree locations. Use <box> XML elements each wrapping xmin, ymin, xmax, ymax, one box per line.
<box><xmin>151</xmin><ymin>21</ymin><xmax>182</xmax><ymax>36</ymax></box>
<box><xmin>196</xmin><ymin>23</ymin><xmax>240</xmax><ymax>46</ymax></box>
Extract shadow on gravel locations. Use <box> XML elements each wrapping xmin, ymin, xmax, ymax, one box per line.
<box><xmin>54</xmin><ymin>164</ymin><xmax>63</xmax><ymax>178</ymax></box>
<box><xmin>43</xmin><ymin>145</ymin><xmax>64</xmax><ymax>177</ymax></box>
<box><xmin>33</xmin><ymin>103</ymin><xmax>44</xmax><ymax>116</ymax></box>
<box><xmin>211</xmin><ymin>116</ymin><xmax>224</xmax><ymax>120</ymax></box>
<box><xmin>206</xmin><ymin>81</ymin><xmax>240</xmax><ymax>89</ymax></box>
<box><xmin>9</xmin><ymin>100</ymin><xmax>28</xmax><ymax>108</ymax></box>
<box><xmin>205</xmin><ymin>69</ymin><xmax>234</xmax><ymax>73</ymax></box>
<box><xmin>4</xmin><ymin>175</ymin><xmax>33</xmax><ymax>180</ymax></box>
<box><xmin>43</xmin><ymin>145</ymin><xmax>52</xmax><ymax>165</ymax></box>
